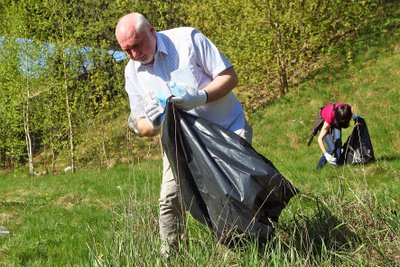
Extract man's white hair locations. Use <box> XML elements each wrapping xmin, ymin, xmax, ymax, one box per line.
<box><xmin>115</xmin><ymin>12</ymin><xmax>150</xmax><ymax>37</ymax></box>
<box><xmin>132</xmin><ymin>12</ymin><xmax>149</xmax><ymax>33</ymax></box>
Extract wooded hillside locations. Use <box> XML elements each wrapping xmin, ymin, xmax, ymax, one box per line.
<box><xmin>0</xmin><ymin>0</ymin><xmax>398</xmax><ymax>173</ymax></box>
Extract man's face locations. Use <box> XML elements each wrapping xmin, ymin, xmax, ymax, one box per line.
<box><xmin>118</xmin><ymin>24</ymin><xmax>156</xmax><ymax>64</ymax></box>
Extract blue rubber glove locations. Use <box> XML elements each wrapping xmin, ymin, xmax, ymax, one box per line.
<box><xmin>144</xmin><ymin>99</ymin><xmax>164</xmax><ymax>129</ymax></box>
<box><xmin>170</xmin><ymin>82</ymin><xmax>207</xmax><ymax>110</ymax></box>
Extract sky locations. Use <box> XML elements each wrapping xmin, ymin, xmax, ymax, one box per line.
<box><xmin>0</xmin><ymin>36</ymin><xmax>128</xmax><ymax>77</ymax></box>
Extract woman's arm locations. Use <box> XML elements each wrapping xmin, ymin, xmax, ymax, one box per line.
<box><xmin>317</xmin><ymin>121</ymin><xmax>331</xmax><ymax>155</ymax></box>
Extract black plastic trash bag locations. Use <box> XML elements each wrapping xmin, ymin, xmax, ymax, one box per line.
<box><xmin>341</xmin><ymin>117</ymin><xmax>374</xmax><ymax>165</ymax></box>
<box><xmin>161</xmin><ymin>99</ymin><xmax>298</xmax><ymax>243</ymax></box>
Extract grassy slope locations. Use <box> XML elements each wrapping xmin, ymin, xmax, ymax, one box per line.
<box><xmin>248</xmin><ymin>33</ymin><xmax>400</xmax><ymax>265</ymax></box>
<box><xmin>251</xmin><ymin>39</ymin><xmax>400</xmax><ymax>194</ymax></box>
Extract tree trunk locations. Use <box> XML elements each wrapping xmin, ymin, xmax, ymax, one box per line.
<box><xmin>65</xmin><ymin>90</ymin><xmax>75</xmax><ymax>173</ymax></box>
<box><xmin>265</xmin><ymin>1</ymin><xmax>289</xmax><ymax>96</ymax></box>
<box><xmin>100</xmin><ymin>114</ymin><xmax>109</xmax><ymax>169</ymax></box>
<box><xmin>275</xmin><ymin>26</ymin><xmax>289</xmax><ymax>95</ymax></box>
<box><xmin>61</xmin><ymin>16</ymin><xmax>76</xmax><ymax>173</ymax></box>
<box><xmin>51</xmin><ymin>143</ymin><xmax>56</xmax><ymax>173</ymax></box>
<box><xmin>23</xmin><ymin>99</ymin><xmax>34</xmax><ymax>175</ymax></box>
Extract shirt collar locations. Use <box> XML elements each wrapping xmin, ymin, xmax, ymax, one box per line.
<box><xmin>136</xmin><ymin>32</ymin><xmax>167</xmax><ymax>71</ymax></box>
<box><xmin>155</xmin><ymin>32</ymin><xmax>168</xmax><ymax>56</ymax></box>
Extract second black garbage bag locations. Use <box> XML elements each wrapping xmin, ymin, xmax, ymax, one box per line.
<box><xmin>161</xmin><ymin>99</ymin><xmax>298</xmax><ymax>243</ymax></box>
<box><xmin>341</xmin><ymin>117</ymin><xmax>375</xmax><ymax>165</ymax></box>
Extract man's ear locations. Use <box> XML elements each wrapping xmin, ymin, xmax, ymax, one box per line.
<box><xmin>148</xmin><ymin>24</ymin><xmax>155</xmax><ymax>35</ymax></box>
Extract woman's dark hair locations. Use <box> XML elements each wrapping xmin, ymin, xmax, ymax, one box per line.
<box><xmin>334</xmin><ymin>104</ymin><xmax>352</xmax><ymax>128</ymax></box>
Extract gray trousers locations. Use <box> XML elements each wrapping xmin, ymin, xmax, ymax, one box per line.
<box><xmin>159</xmin><ymin>122</ymin><xmax>253</xmax><ymax>252</ymax></box>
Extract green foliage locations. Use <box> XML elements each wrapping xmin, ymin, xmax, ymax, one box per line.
<box><xmin>0</xmin><ymin>1</ymin><xmax>399</xmax><ymax>265</ymax></box>
<box><xmin>0</xmin><ymin>0</ymin><xmax>398</xmax><ymax>171</ymax></box>
<box><xmin>0</xmin><ymin>0</ymin><xmax>131</xmax><ymax>171</ymax></box>
<box><xmin>182</xmin><ymin>0</ymin><xmax>381</xmax><ymax>110</ymax></box>
<box><xmin>0</xmin><ymin>38</ymin><xmax>26</xmax><ymax>168</ymax></box>
<box><xmin>130</xmin><ymin>0</ymin><xmax>188</xmax><ymax>30</ymax></box>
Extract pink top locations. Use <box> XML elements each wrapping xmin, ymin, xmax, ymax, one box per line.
<box><xmin>321</xmin><ymin>102</ymin><xmax>347</xmax><ymax>125</ymax></box>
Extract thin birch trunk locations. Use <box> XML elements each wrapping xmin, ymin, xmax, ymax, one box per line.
<box><xmin>276</xmin><ymin>27</ymin><xmax>289</xmax><ymax>95</ymax></box>
<box><xmin>265</xmin><ymin>1</ymin><xmax>289</xmax><ymax>95</ymax></box>
<box><xmin>51</xmin><ymin>142</ymin><xmax>56</xmax><ymax>173</ymax></box>
<box><xmin>100</xmin><ymin>114</ymin><xmax>109</xmax><ymax>169</ymax></box>
<box><xmin>23</xmin><ymin>98</ymin><xmax>34</xmax><ymax>175</ymax></box>
<box><xmin>61</xmin><ymin>16</ymin><xmax>76</xmax><ymax>173</ymax></box>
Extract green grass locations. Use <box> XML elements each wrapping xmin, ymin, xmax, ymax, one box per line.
<box><xmin>0</xmin><ymin>161</ymin><xmax>162</xmax><ymax>266</ymax></box>
<box><xmin>1</xmin><ymin>14</ymin><xmax>400</xmax><ymax>267</ymax></box>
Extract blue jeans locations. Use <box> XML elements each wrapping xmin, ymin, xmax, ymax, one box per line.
<box><xmin>316</xmin><ymin>127</ymin><xmax>342</xmax><ymax>169</ymax></box>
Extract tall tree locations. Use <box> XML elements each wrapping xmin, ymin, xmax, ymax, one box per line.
<box><xmin>183</xmin><ymin>0</ymin><xmax>380</xmax><ymax>108</ymax></box>
<box><xmin>0</xmin><ymin>38</ymin><xmax>26</xmax><ymax>168</ymax></box>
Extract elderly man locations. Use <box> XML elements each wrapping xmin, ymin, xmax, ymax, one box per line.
<box><xmin>115</xmin><ymin>12</ymin><xmax>252</xmax><ymax>256</ymax></box>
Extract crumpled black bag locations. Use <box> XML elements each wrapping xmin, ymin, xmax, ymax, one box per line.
<box><xmin>161</xmin><ymin>99</ymin><xmax>298</xmax><ymax>243</ymax></box>
<box><xmin>341</xmin><ymin>117</ymin><xmax>375</xmax><ymax>165</ymax></box>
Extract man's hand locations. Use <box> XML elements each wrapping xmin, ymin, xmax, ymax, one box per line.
<box><xmin>324</xmin><ymin>153</ymin><xmax>337</xmax><ymax>165</ymax></box>
<box><xmin>144</xmin><ymin>99</ymin><xmax>164</xmax><ymax>129</ymax></box>
<box><xmin>128</xmin><ymin>114</ymin><xmax>139</xmax><ymax>133</ymax></box>
<box><xmin>171</xmin><ymin>86</ymin><xmax>207</xmax><ymax>110</ymax></box>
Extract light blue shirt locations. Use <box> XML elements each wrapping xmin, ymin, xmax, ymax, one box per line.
<box><xmin>125</xmin><ymin>27</ymin><xmax>245</xmax><ymax>133</ymax></box>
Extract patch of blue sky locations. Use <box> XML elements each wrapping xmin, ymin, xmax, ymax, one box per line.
<box><xmin>1</xmin><ymin>36</ymin><xmax>127</xmax><ymax>77</ymax></box>
<box><xmin>109</xmin><ymin>50</ymin><xmax>127</xmax><ymax>62</ymax></box>
<box><xmin>17</xmin><ymin>38</ymin><xmax>49</xmax><ymax>77</ymax></box>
